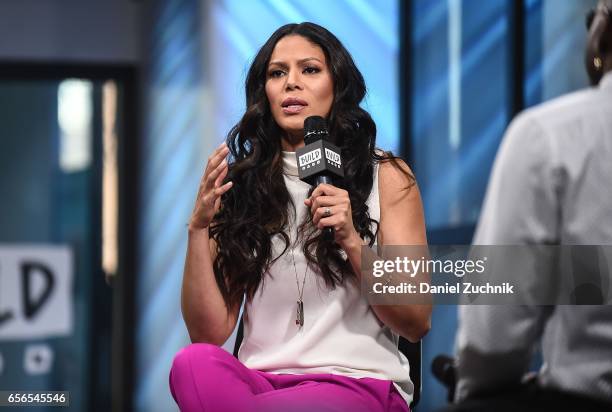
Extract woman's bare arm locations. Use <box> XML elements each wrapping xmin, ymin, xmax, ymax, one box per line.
<box><xmin>181</xmin><ymin>143</ymin><xmax>239</xmax><ymax>345</ymax></box>
<box><xmin>305</xmin><ymin>158</ymin><xmax>432</xmax><ymax>342</ymax></box>
<box><xmin>181</xmin><ymin>229</ymin><xmax>241</xmax><ymax>345</ymax></box>
<box><xmin>371</xmin><ymin>159</ymin><xmax>431</xmax><ymax>342</ymax></box>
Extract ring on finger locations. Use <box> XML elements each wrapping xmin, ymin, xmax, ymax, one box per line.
<box><xmin>324</xmin><ymin>207</ymin><xmax>332</xmax><ymax>217</ymax></box>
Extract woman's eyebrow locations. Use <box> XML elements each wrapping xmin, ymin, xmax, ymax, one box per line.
<box><xmin>268</xmin><ymin>57</ymin><xmax>323</xmax><ymax>67</ymax></box>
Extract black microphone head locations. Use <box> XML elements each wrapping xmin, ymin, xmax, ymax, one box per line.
<box><xmin>431</xmin><ymin>354</ymin><xmax>457</xmax><ymax>401</ymax></box>
<box><xmin>431</xmin><ymin>355</ymin><xmax>456</xmax><ymax>384</ymax></box>
<box><xmin>304</xmin><ymin>116</ymin><xmax>328</xmax><ymax>145</ymax></box>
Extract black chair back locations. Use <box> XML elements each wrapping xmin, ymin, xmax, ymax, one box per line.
<box><xmin>232</xmin><ymin>317</ymin><xmax>422</xmax><ymax>408</ymax></box>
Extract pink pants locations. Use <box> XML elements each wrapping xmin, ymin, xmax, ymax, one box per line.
<box><xmin>169</xmin><ymin>343</ymin><xmax>410</xmax><ymax>412</ymax></box>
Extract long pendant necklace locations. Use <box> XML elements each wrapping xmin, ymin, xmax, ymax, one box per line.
<box><xmin>290</xmin><ymin>248</ymin><xmax>308</xmax><ymax>328</ymax></box>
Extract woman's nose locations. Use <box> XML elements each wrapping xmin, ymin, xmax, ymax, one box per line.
<box><xmin>285</xmin><ymin>70</ymin><xmax>303</xmax><ymax>90</ymax></box>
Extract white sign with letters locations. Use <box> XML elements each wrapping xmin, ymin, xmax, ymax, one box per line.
<box><xmin>0</xmin><ymin>245</ymin><xmax>73</xmax><ymax>340</ymax></box>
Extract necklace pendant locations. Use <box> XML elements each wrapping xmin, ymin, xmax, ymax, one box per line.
<box><xmin>296</xmin><ymin>300</ymin><xmax>304</xmax><ymax>327</ymax></box>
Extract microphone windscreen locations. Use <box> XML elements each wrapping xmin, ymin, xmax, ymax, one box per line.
<box><xmin>431</xmin><ymin>355</ymin><xmax>455</xmax><ymax>385</ymax></box>
<box><xmin>304</xmin><ymin>116</ymin><xmax>328</xmax><ymax>144</ymax></box>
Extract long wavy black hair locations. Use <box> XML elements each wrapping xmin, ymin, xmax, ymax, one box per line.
<box><xmin>209</xmin><ymin>22</ymin><xmax>414</xmax><ymax>313</ymax></box>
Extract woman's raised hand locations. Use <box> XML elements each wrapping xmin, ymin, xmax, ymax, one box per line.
<box><xmin>189</xmin><ymin>142</ymin><xmax>233</xmax><ymax>231</ymax></box>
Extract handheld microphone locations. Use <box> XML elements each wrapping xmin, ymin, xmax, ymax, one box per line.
<box><xmin>431</xmin><ymin>354</ymin><xmax>457</xmax><ymax>402</ymax></box>
<box><xmin>295</xmin><ymin>116</ymin><xmax>344</xmax><ymax>240</ymax></box>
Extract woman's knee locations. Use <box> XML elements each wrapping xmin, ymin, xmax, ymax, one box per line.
<box><xmin>171</xmin><ymin>343</ymin><xmax>231</xmax><ymax>376</ymax></box>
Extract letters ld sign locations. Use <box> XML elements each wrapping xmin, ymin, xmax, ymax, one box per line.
<box><xmin>0</xmin><ymin>245</ymin><xmax>73</xmax><ymax>340</ymax></box>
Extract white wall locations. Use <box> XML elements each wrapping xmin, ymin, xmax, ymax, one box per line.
<box><xmin>0</xmin><ymin>0</ymin><xmax>143</xmax><ymax>63</ymax></box>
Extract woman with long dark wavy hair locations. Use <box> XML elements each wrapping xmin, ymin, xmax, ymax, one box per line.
<box><xmin>170</xmin><ymin>22</ymin><xmax>431</xmax><ymax>412</ymax></box>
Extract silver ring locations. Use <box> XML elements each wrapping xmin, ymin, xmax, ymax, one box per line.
<box><xmin>324</xmin><ymin>207</ymin><xmax>332</xmax><ymax>217</ymax></box>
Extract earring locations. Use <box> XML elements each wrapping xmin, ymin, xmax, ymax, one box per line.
<box><xmin>594</xmin><ymin>56</ymin><xmax>603</xmax><ymax>70</ymax></box>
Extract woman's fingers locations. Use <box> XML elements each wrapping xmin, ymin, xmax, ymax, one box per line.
<box><xmin>208</xmin><ymin>162</ymin><xmax>232</xmax><ymax>201</ymax></box>
<box><xmin>190</xmin><ymin>143</ymin><xmax>232</xmax><ymax>230</ymax></box>
<box><xmin>316</xmin><ymin>214</ymin><xmax>340</xmax><ymax>230</ymax></box>
<box><xmin>204</xmin><ymin>143</ymin><xmax>229</xmax><ymax>176</ymax></box>
<box><xmin>204</xmin><ymin>147</ymin><xmax>231</xmax><ymax>189</ymax></box>
<box><xmin>304</xmin><ymin>185</ymin><xmax>357</xmax><ymax>245</ymax></box>
<box><xmin>206</xmin><ymin>159</ymin><xmax>227</xmax><ymax>188</ymax></box>
<box><xmin>311</xmin><ymin>202</ymin><xmax>351</xmax><ymax>227</ymax></box>
<box><xmin>214</xmin><ymin>181</ymin><xmax>233</xmax><ymax>196</ymax></box>
<box><xmin>214</xmin><ymin>161</ymin><xmax>229</xmax><ymax>188</ymax></box>
<box><xmin>304</xmin><ymin>195</ymin><xmax>334</xmax><ymax>216</ymax></box>
<box><xmin>305</xmin><ymin>184</ymin><xmax>351</xmax><ymax>229</ymax></box>
<box><xmin>204</xmin><ymin>143</ymin><xmax>226</xmax><ymax>173</ymax></box>
<box><xmin>306</xmin><ymin>194</ymin><xmax>350</xmax><ymax>216</ymax></box>
<box><xmin>206</xmin><ymin>160</ymin><xmax>231</xmax><ymax>203</ymax></box>
<box><xmin>201</xmin><ymin>180</ymin><xmax>232</xmax><ymax>210</ymax></box>
<box><xmin>307</xmin><ymin>195</ymin><xmax>335</xmax><ymax>205</ymax></box>
<box><xmin>310</xmin><ymin>183</ymin><xmax>342</xmax><ymax>198</ymax></box>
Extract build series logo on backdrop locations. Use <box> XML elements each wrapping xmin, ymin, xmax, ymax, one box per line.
<box><xmin>0</xmin><ymin>245</ymin><xmax>74</xmax><ymax>377</ymax></box>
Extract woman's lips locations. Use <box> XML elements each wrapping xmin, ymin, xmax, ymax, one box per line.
<box><xmin>282</xmin><ymin>104</ymin><xmax>306</xmax><ymax>114</ymax></box>
<box><xmin>281</xmin><ymin>97</ymin><xmax>308</xmax><ymax>115</ymax></box>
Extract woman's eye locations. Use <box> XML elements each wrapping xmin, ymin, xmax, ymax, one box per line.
<box><xmin>304</xmin><ymin>67</ymin><xmax>320</xmax><ymax>74</ymax></box>
<box><xmin>269</xmin><ymin>70</ymin><xmax>285</xmax><ymax>78</ymax></box>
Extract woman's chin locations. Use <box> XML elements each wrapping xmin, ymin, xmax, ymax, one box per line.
<box><xmin>281</xmin><ymin>116</ymin><xmax>304</xmax><ymax>134</ymax></box>
<box><xmin>279</xmin><ymin>123</ymin><xmax>305</xmax><ymax>138</ymax></box>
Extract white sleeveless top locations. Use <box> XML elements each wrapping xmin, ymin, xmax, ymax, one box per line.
<box><xmin>238</xmin><ymin>151</ymin><xmax>413</xmax><ymax>405</ymax></box>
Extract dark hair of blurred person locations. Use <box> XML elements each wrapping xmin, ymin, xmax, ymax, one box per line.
<box><xmin>585</xmin><ymin>0</ymin><xmax>612</xmax><ymax>84</ymax></box>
